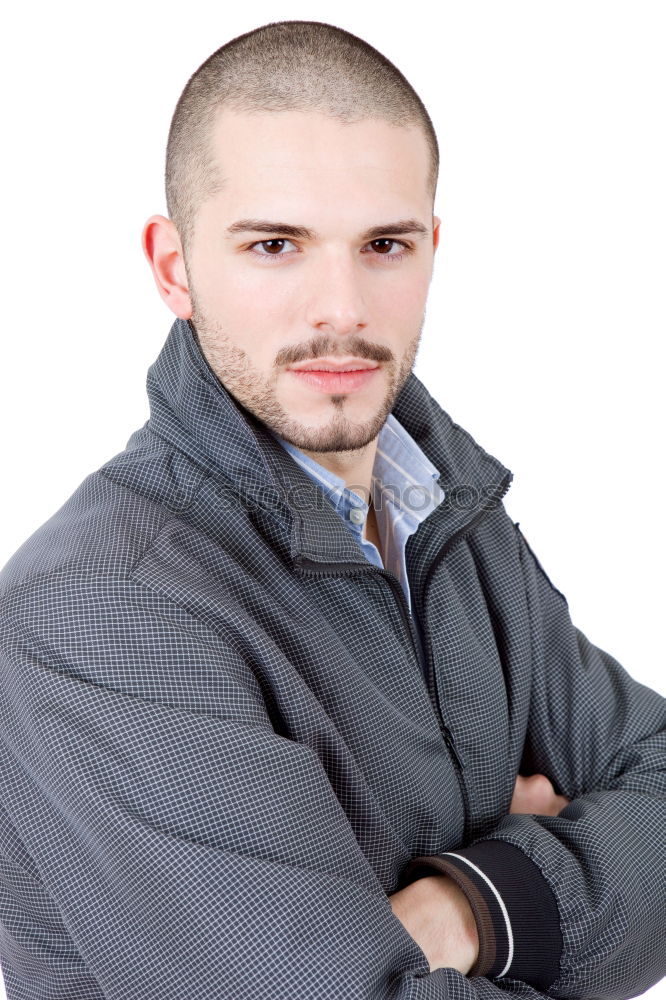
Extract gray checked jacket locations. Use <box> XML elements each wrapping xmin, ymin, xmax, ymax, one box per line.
<box><xmin>0</xmin><ymin>317</ymin><xmax>664</xmax><ymax>999</ymax></box>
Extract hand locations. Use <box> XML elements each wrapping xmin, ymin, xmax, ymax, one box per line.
<box><xmin>389</xmin><ymin>773</ymin><xmax>569</xmax><ymax>975</ymax></box>
<box><xmin>388</xmin><ymin>873</ymin><xmax>479</xmax><ymax>975</ymax></box>
<box><xmin>509</xmin><ymin>773</ymin><xmax>570</xmax><ymax>816</ymax></box>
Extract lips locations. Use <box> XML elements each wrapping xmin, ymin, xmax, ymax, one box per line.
<box><xmin>288</xmin><ymin>366</ymin><xmax>380</xmax><ymax>394</ymax></box>
<box><xmin>288</xmin><ymin>358</ymin><xmax>379</xmax><ymax>373</ymax></box>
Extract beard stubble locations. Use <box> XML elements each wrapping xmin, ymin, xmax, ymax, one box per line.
<box><xmin>189</xmin><ymin>291</ymin><xmax>424</xmax><ymax>457</ymax></box>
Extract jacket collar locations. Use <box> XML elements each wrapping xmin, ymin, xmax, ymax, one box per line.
<box><xmin>145</xmin><ymin>318</ymin><xmax>512</xmax><ymax>565</ymax></box>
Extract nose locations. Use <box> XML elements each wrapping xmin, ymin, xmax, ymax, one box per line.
<box><xmin>304</xmin><ymin>245</ymin><xmax>367</xmax><ymax>337</ymax></box>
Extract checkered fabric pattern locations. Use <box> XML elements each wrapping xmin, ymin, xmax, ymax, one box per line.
<box><xmin>0</xmin><ymin>316</ymin><xmax>664</xmax><ymax>999</ymax></box>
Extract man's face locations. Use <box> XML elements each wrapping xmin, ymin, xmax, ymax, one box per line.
<box><xmin>183</xmin><ymin>108</ymin><xmax>439</xmax><ymax>455</ymax></box>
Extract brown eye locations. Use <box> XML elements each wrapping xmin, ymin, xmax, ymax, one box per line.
<box><xmin>249</xmin><ymin>238</ymin><xmax>298</xmax><ymax>261</ymax></box>
<box><xmin>371</xmin><ymin>239</ymin><xmax>395</xmax><ymax>254</ymax></box>
<box><xmin>260</xmin><ymin>239</ymin><xmax>286</xmax><ymax>254</ymax></box>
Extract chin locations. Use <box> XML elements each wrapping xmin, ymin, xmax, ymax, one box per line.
<box><xmin>285</xmin><ymin>408</ymin><xmax>389</xmax><ymax>453</ymax></box>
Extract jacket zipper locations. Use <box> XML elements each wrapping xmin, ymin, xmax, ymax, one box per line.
<box><xmin>410</xmin><ymin>467</ymin><xmax>513</xmax><ymax>738</ymax></box>
<box><xmin>409</xmin><ymin>468</ymin><xmax>513</xmax><ymax>840</ymax></box>
<box><xmin>376</xmin><ymin>571</ymin><xmax>474</xmax><ymax>841</ymax></box>
<box><xmin>296</xmin><ymin>556</ymin><xmax>473</xmax><ymax>841</ymax></box>
<box><xmin>295</xmin><ymin>468</ymin><xmax>513</xmax><ymax>844</ymax></box>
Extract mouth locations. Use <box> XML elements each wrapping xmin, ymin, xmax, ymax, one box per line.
<box><xmin>287</xmin><ymin>361</ymin><xmax>380</xmax><ymax>394</ymax></box>
<box><xmin>289</xmin><ymin>358</ymin><xmax>379</xmax><ymax>373</ymax></box>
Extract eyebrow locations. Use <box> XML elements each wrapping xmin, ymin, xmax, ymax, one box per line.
<box><xmin>225</xmin><ymin>218</ymin><xmax>429</xmax><ymax>241</ymax></box>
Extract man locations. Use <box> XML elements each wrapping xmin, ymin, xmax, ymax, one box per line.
<box><xmin>0</xmin><ymin>19</ymin><xmax>663</xmax><ymax>1000</ymax></box>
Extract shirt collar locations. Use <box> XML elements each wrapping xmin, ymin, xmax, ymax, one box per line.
<box><xmin>268</xmin><ymin>412</ymin><xmax>445</xmax><ymax>530</ymax></box>
<box><xmin>373</xmin><ymin>413</ymin><xmax>445</xmax><ymax>524</ymax></box>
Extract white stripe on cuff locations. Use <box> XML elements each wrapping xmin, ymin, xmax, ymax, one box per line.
<box><xmin>443</xmin><ymin>851</ymin><xmax>514</xmax><ymax>978</ymax></box>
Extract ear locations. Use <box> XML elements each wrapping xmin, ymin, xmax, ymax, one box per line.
<box><xmin>432</xmin><ymin>215</ymin><xmax>441</xmax><ymax>251</ymax></box>
<box><xmin>141</xmin><ymin>215</ymin><xmax>192</xmax><ymax>319</ymax></box>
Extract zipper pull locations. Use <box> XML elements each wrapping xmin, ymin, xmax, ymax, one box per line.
<box><xmin>440</xmin><ymin>723</ymin><xmax>466</xmax><ymax>771</ymax></box>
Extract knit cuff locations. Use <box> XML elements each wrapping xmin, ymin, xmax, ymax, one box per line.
<box><xmin>401</xmin><ymin>840</ymin><xmax>562</xmax><ymax>989</ymax></box>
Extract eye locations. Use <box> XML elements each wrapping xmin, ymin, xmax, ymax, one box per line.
<box><xmin>246</xmin><ymin>236</ymin><xmax>413</xmax><ymax>262</ymax></box>
<box><xmin>363</xmin><ymin>238</ymin><xmax>412</xmax><ymax>261</ymax></box>
<box><xmin>370</xmin><ymin>239</ymin><xmax>399</xmax><ymax>254</ymax></box>
<box><xmin>249</xmin><ymin>238</ymin><xmax>297</xmax><ymax>257</ymax></box>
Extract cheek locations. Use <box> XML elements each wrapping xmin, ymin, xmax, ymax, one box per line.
<box><xmin>368</xmin><ymin>271</ymin><xmax>430</xmax><ymax>319</ymax></box>
<box><xmin>197</xmin><ymin>257</ymin><xmax>296</xmax><ymax>330</ymax></box>
<box><xmin>219</xmin><ymin>258</ymin><xmax>297</xmax><ymax>304</ymax></box>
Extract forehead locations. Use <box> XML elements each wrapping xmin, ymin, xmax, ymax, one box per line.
<box><xmin>206</xmin><ymin>108</ymin><xmax>431</xmax><ymax>217</ymax></box>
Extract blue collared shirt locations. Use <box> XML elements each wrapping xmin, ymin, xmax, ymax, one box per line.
<box><xmin>269</xmin><ymin>413</ymin><xmax>446</xmax><ymax>615</ymax></box>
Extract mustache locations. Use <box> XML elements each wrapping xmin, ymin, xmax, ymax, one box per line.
<box><xmin>274</xmin><ymin>335</ymin><xmax>394</xmax><ymax>368</ymax></box>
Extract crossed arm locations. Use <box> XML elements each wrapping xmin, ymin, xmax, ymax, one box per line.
<box><xmin>1</xmin><ymin>521</ymin><xmax>665</xmax><ymax>997</ymax></box>
<box><xmin>389</xmin><ymin>774</ymin><xmax>570</xmax><ymax>974</ymax></box>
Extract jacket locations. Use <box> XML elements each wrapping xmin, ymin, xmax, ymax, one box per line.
<box><xmin>0</xmin><ymin>316</ymin><xmax>664</xmax><ymax>1000</ymax></box>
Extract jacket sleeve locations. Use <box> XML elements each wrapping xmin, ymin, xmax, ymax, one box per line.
<box><xmin>0</xmin><ymin>573</ymin><xmax>581</xmax><ymax>1000</ymax></box>
<box><xmin>402</xmin><ymin>521</ymin><xmax>666</xmax><ymax>1000</ymax></box>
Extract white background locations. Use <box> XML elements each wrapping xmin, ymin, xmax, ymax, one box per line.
<box><xmin>1</xmin><ymin>2</ymin><xmax>664</xmax><ymax>997</ymax></box>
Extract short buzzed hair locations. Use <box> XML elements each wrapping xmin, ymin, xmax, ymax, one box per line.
<box><xmin>165</xmin><ymin>20</ymin><xmax>439</xmax><ymax>260</ymax></box>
